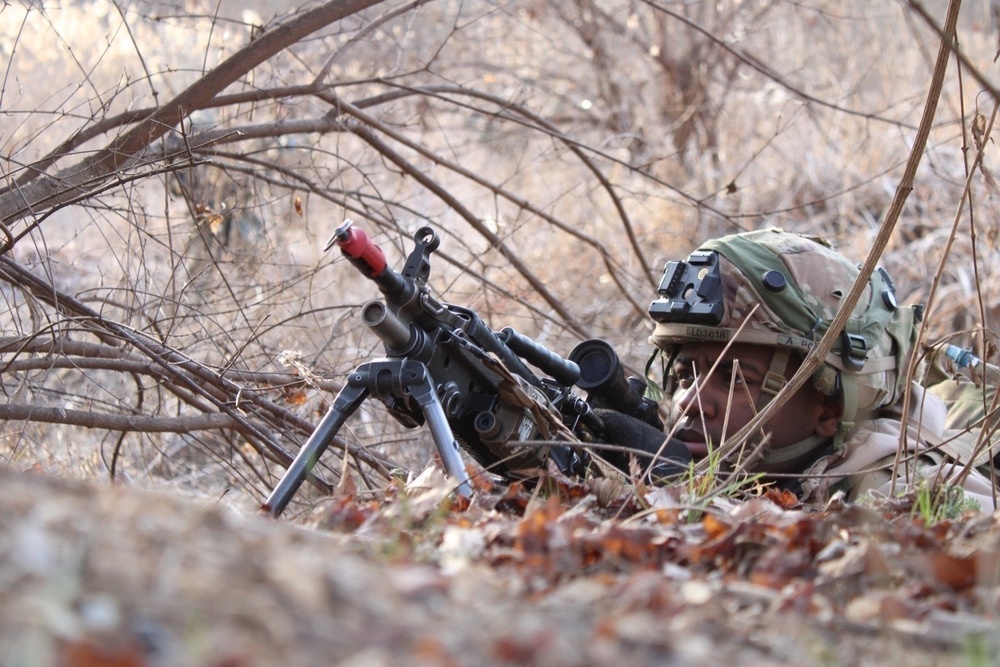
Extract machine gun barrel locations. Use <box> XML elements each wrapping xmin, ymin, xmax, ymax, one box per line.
<box><xmin>362</xmin><ymin>301</ymin><xmax>411</xmax><ymax>348</ymax></box>
<box><xmin>362</xmin><ymin>300</ymin><xmax>412</xmax><ymax>349</ymax></box>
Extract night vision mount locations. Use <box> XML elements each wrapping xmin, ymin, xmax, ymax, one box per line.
<box><xmin>648</xmin><ymin>250</ymin><xmax>725</xmax><ymax>326</ymax></box>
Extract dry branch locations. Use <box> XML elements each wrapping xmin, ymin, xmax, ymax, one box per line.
<box><xmin>0</xmin><ymin>0</ymin><xmax>390</xmax><ymax>248</ymax></box>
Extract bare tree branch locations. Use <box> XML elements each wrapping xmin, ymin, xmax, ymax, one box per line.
<box><xmin>0</xmin><ymin>403</ymin><xmax>237</xmax><ymax>433</ymax></box>
<box><xmin>0</xmin><ymin>0</ymin><xmax>390</xmax><ymax>249</ymax></box>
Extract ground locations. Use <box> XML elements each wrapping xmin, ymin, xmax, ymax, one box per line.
<box><xmin>2</xmin><ymin>464</ymin><xmax>998</xmax><ymax>667</ymax></box>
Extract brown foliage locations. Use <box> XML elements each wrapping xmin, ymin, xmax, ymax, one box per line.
<box><xmin>4</xmin><ymin>463</ymin><xmax>997</xmax><ymax>666</ymax></box>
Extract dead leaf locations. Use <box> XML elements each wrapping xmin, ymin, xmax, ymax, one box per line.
<box><xmin>335</xmin><ymin>451</ymin><xmax>357</xmax><ymax>499</ymax></box>
<box><xmin>283</xmin><ymin>389</ymin><xmax>308</xmax><ymax>406</ymax></box>
<box><xmin>763</xmin><ymin>487</ymin><xmax>800</xmax><ymax>509</ymax></box>
<box><xmin>702</xmin><ymin>513</ymin><xmax>732</xmax><ymax>540</ymax></box>
<box><xmin>728</xmin><ymin>496</ymin><xmax>786</xmax><ymax>523</ymax></box>
<box><xmin>919</xmin><ymin>550</ymin><xmax>979</xmax><ymax>591</ymax></box>
<box><xmin>384</xmin><ymin>466</ymin><xmax>453</xmax><ymax>522</ymax></box>
<box><xmin>588</xmin><ymin>476</ymin><xmax>627</xmax><ymax>507</ymax></box>
<box><xmin>58</xmin><ymin>638</ymin><xmax>146</xmax><ymax>667</ymax></box>
<box><xmin>817</xmin><ymin>540</ymin><xmax>890</xmax><ymax>581</ymax></box>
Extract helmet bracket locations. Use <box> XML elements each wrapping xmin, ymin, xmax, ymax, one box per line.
<box><xmin>839</xmin><ymin>332</ymin><xmax>868</xmax><ymax>372</ymax></box>
<box><xmin>648</xmin><ymin>251</ymin><xmax>725</xmax><ymax>326</ymax></box>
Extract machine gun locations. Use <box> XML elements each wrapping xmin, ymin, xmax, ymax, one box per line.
<box><xmin>262</xmin><ymin>222</ymin><xmax>663</xmax><ymax>517</ymax></box>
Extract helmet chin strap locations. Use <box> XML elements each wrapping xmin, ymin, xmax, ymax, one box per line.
<box><xmin>753</xmin><ymin>348</ymin><xmax>837</xmax><ymax>468</ymax></box>
<box><xmin>834</xmin><ymin>372</ymin><xmax>858</xmax><ymax>449</ymax></box>
<box><xmin>758</xmin><ymin>434</ymin><xmax>833</xmax><ymax>466</ymax></box>
<box><xmin>757</xmin><ymin>348</ymin><xmax>791</xmax><ymax>410</ymax></box>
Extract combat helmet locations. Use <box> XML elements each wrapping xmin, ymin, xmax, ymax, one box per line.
<box><xmin>647</xmin><ymin>228</ymin><xmax>920</xmax><ymax>457</ymax></box>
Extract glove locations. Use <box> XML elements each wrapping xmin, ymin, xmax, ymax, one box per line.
<box><xmin>592</xmin><ymin>408</ymin><xmax>692</xmax><ymax>481</ymax></box>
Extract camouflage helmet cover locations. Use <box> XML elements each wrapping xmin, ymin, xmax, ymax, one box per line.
<box><xmin>648</xmin><ymin>228</ymin><xmax>919</xmax><ymax>420</ymax></box>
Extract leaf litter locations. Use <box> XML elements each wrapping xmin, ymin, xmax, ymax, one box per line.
<box><xmin>2</xmin><ymin>464</ymin><xmax>999</xmax><ymax>666</ymax></box>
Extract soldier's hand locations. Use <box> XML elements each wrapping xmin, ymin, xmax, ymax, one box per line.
<box><xmin>592</xmin><ymin>408</ymin><xmax>692</xmax><ymax>482</ymax></box>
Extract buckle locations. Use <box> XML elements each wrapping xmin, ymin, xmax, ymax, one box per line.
<box><xmin>760</xmin><ymin>371</ymin><xmax>786</xmax><ymax>397</ymax></box>
<box><xmin>839</xmin><ymin>332</ymin><xmax>867</xmax><ymax>371</ymax></box>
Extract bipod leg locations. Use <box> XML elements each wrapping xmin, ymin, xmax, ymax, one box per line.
<box><xmin>401</xmin><ymin>361</ymin><xmax>473</xmax><ymax>497</ymax></box>
<box><xmin>262</xmin><ymin>379</ymin><xmax>369</xmax><ymax>518</ymax></box>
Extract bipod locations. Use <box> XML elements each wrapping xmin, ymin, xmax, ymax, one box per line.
<box><xmin>262</xmin><ymin>357</ymin><xmax>473</xmax><ymax>518</ymax></box>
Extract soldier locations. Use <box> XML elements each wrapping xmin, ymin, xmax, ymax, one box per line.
<box><xmin>602</xmin><ymin>228</ymin><xmax>996</xmax><ymax>510</ymax></box>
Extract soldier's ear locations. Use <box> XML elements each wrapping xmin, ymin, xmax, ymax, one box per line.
<box><xmin>814</xmin><ymin>394</ymin><xmax>843</xmax><ymax>439</ymax></box>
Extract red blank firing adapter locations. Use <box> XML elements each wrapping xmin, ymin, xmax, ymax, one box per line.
<box><xmin>331</xmin><ymin>220</ymin><xmax>387</xmax><ymax>277</ymax></box>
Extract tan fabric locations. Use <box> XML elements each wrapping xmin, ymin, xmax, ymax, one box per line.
<box><xmin>920</xmin><ymin>343</ymin><xmax>1000</xmax><ymax>469</ymax></box>
<box><xmin>800</xmin><ymin>383</ymin><xmax>998</xmax><ymax>511</ymax></box>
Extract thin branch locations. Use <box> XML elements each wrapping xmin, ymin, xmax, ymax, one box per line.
<box><xmin>0</xmin><ymin>403</ymin><xmax>237</xmax><ymax>433</ymax></box>
<box><xmin>0</xmin><ymin>0</ymin><xmax>391</xmax><ymax>247</ymax></box>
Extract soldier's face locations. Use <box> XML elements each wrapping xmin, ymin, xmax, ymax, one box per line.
<box><xmin>666</xmin><ymin>341</ymin><xmax>840</xmax><ymax>471</ymax></box>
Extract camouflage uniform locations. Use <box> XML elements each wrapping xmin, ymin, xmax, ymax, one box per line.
<box><xmin>646</xmin><ymin>228</ymin><xmax>997</xmax><ymax>510</ymax></box>
<box><xmin>798</xmin><ymin>380</ymin><xmax>997</xmax><ymax>509</ymax></box>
